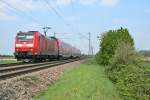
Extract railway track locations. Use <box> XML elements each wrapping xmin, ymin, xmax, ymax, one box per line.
<box><xmin>0</xmin><ymin>62</ymin><xmax>27</xmax><ymax>67</ymax></box>
<box><xmin>0</xmin><ymin>59</ymin><xmax>73</xmax><ymax>67</ymax></box>
<box><xmin>0</xmin><ymin>58</ymin><xmax>82</xmax><ymax>80</ymax></box>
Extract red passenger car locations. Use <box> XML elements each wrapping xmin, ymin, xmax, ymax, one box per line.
<box><xmin>14</xmin><ymin>31</ymin><xmax>81</xmax><ymax>61</ymax></box>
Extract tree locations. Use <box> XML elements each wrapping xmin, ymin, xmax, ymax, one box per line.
<box><xmin>96</xmin><ymin>27</ymin><xmax>134</xmax><ymax>65</ymax></box>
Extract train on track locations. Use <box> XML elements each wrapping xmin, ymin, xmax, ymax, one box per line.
<box><xmin>14</xmin><ymin>31</ymin><xmax>81</xmax><ymax>62</ymax></box>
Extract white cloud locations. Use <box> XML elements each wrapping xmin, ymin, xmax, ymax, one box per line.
<box><xmin>100</xmin><ymin>0</ymin><xmax>119</xmax><ymax>7</ymax></box>
<box><xmin>79</xmin><ymin>0</ymin><xmax>97</xmax><ymax>5</ymax></box>
<box><xmin>55</xmin><ymin>0</ymin><xmax>74</xmax><ymax>6</ymax></box>
<box><xmin>0</xmin><ymin>0</ymin><xmax>41</xmax><ymax>12</ymax></box>
<box><xmin>0</xmin><ymin>0</ymin><xmax>119</xmax><ymax>21</ymax></box>
<box><xmin>79</xmin><ymin>0</ymin><xmax>119</xmax><ymax>6</ymax></box>
<box><xmin>0</xmin><ymin>12</ymin><xmax>16</xmax><ymax>21</ymax></box>
<box><xmin>0</xmin><ymin>0</ymin><xmax>44</xmax><ymax>20</ymax></box>
<box><xmin>0</xmin><ymin>0</ymin><xmax>74</xmax><ymax>20</ymax></box>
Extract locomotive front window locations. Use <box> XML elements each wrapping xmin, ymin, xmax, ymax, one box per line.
<box><xmin>17</xmin><ymin>33</ymin><xmax>34</xmax><ymax>41</ymax></box>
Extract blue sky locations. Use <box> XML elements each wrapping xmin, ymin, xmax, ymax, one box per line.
<box><xmin>0</xmin><ymin>0</ymin><xmax>150</xmax><ymax>55</ymax></box>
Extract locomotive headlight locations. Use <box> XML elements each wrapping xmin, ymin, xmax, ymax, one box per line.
<box><xmin>16</xmin><ymin>44</ymin><xmax>23</xmax><ymax>47</ymax></box>
<box><xmin>34</xmin><ymin>52</ymin><xmax>38</xmax><ymax>55</ymax></box>
<box><xmin>27</xmin><ymin>44</ymin><xmax>33</xmax><ymax>47</ymax></box>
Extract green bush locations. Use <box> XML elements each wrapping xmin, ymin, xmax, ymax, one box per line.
<box><xmin>115</xmin><ymin>65</ymin><xmax>145</xmax><ymax>100</ymax></box>
<box><xmin>105</xmin><ymin>43</ymin><xmax>149</xmax><ymax>100</ymax></box>
<box><xmin>96</xmin><ymin>27</ymin><xmax>150</xmax><ymax>100</ymax></box>
<box><xmin>96</xmin><ymin>27</ymin><xmax>134</xmax><ymax>65</ymax></box>
<box><xmin>109</xmin><ymin>64</ymin><xmax>150</xmax><ymax>100</ymax></box>
<box><xmin>110</xmin><ymin>42</ymin><xmax>142</xmax><ymax>66</ymax></box>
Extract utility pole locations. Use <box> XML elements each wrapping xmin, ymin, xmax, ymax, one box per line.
<box><xmin>88</xmin><ymin>32</ymin><xmax>91</xmax><ymax>55</ymax></box>
<box><xmin>42</xmin><ymin>27</ymin><xmax>51</xmax><ymax>36</ymax></box>
<box><xmin>54</xmin><ymin>32</ymin><xmax>56</xmax><ymax>37</ymax></box>
<box><xmin>91</xmin><ymin>46</ymin><xmax>94</xmax><ymax>56</ymax></box>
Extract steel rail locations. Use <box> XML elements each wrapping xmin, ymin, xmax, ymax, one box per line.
<box><xmin>0</xmin><ymin>62</ymin><xmax>28</xmax><ymax>67</ymax></box>
<box><xmin>0</xmin><ymin>58</ymin><xmax>82</xmax><ymax>80</ymax></box>
<box><xmin>0</xmin><ymin>61</ymin><xmax>61</xmax><ymax>73</ymax></box>
<box><xmin>0</xmin><ymin>59</ymin><xmax>69</xmax><ymax>67</ymax></box>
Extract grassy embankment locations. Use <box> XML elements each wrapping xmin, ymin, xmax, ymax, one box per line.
<box><xmin>35</xmin><ymin>59</ymin><xmax>121</xmax><ymax>100</ymax></box>
<box><xmin>0</xmin><ymin>56</ymin><xmax>17</xmax><ymax>64</ymax></box>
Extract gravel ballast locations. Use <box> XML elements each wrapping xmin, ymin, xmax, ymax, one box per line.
<box><xmin>0</xmin><ymin>60</ymin><xmax>85</xmax><ymax>100</ymax></box>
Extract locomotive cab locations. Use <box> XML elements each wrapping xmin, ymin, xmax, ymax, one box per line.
<box><xmin>14</xmin><ymin>31</ymin><xmax>37</xmax><ymax>61</ymax></box>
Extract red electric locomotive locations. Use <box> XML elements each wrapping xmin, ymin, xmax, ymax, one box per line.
<box><xmin>14</xmin><ymin>31</ymin><xmax>81</xmax><ymax>61</ymax></box>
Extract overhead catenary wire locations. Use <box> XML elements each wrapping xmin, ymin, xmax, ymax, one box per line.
<box><xmin>69</xmin><ymin>0</ymin><xmax>89</xmax><ymax>40</ymax></box>
<box><xmin>44</xmin><ymin>0</ymin><xmax>90</xmax><ymax>53</ymax></box>
<box><xmin>15</xmin><ymin>0</ymin><xmax>44</xmax><ymax>27</ymax></box>
<box><xmin>43</xmin><ymin>0</ymin><xmax>76</xmax><ymax>33</ymax></box>
<box><xmin>51</xmin><ymin>0</ymin><xmax>64</xmax><ymax>15</ymax></box>
<box><xmin>0</xmin><ymin>0</ymin><xmax>43</xmax><ymax>26</ymax></box>
<box><xmin>43</xmin><ymin>0</ymin><xmax>87</xmax><ymax>41</ymax></box>
<box><xmin>43</xmin><ymin>0</ymin><xmax>70</xmax><ymax>26</ymax></box>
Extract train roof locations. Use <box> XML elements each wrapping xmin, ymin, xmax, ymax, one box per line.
<box><xmin>17</xmin><ymin>31</ymin><xmax>39</xmax><ymax>34</ymax></box>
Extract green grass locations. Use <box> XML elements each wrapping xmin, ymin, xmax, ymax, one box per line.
<box><xmin>35</xmin><ymin>60</ymin><xmax>121</xmax><ymax>100</ymax></box>
<box><xmin>0</xmin><ymin>56</ymin><xmax>14</xmax><ymax>59</ymax></box>
<box><xmin>143</xmin><ymin>61</ymin><xmax>150</xmax><ymax>67</ymax></box>
<box><xmin>0</xmin><ymin>56</ymin><xmax>17</xmax><ymax>64</ymax></box>
<box><xmin>0</xmin><ymin>59</ymin><xmax>17</xmax><ymax>64</ymax></box>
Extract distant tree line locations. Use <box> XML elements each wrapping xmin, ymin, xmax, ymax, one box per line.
<box><xmin>0</xmin><ymin>55</ymin><xmax>14</xmax><ymax>57</ymax></box>
<box><xmin>139</xmin><ymin>50</ymin><xmax>150</xmax><ymax>57</ymax></box>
